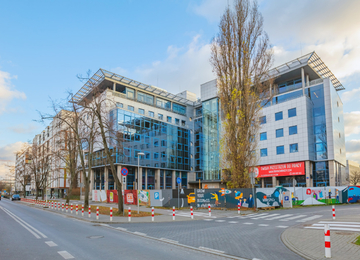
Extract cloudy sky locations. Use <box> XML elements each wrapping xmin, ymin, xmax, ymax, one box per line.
<box><xmin>1</xmin><ymin>0</ymin><xmax>360</xmax><ymax>178</ymax></box>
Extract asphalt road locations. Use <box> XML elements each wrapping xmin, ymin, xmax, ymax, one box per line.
<box><xmin>109</xmin><ymin>204</ymin><xmax>360</xmax><ymax>260</ymax></box>
<box><xmin>0</xmin><ymin>199</ymin><xmax>238</xmax><ymax>260</ymax></box>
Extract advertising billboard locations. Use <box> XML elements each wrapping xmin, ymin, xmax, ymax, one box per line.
<box><xmin>256</xmin><ymin>161</ymin><xmax>305</xmax><ymax>178</ymax></box>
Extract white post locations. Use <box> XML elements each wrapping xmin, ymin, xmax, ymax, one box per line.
<box><xmin>96</xmin><ymin>207</ymin><xmax>99</xmax><ymax>220</ymax></box>
<box><xmin>324</xmin><ymin>224</ymin><xmax>331</xmax><ymax>258</ymax></box>
<box><xmin>208</xmin><ymin>204</ymin><xmax>211</xmax><ymax>217</ymax></box>
<box><xmin>152</xmin><ymin>207</ymin><xmax>154</xmax><ymax>222</ymax></box>
<box><xmin>190</xmin><ymin>206</ymin><xmax>193</xmax><ymax>219</ymax></box>
<box><xmin>172</xmin><ymin>206</ymin><xmax>175</xmax><ymax>220</ymax></box>
<box><xmin>128</xmin><ymin>207</ymin><xmax>131</xmax><ymax>222</ymax></box>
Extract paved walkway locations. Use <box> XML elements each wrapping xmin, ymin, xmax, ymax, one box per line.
<box><xmin>282</xmin><ymin>214</ymin><xmax>360</xmax><ymax>259</ymax></box>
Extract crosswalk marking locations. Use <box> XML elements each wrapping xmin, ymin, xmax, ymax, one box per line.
<box><xmin>280</xmin><ymin>215</ymin><xmax>306</xmax><ymax>221</ymax></box>
<box><xmin>266</xmin><ymin>214</ymin><xmax>293</xmax><ymax>220</ymax></box>
<box><xmin>243</xmin><ymin>222</ymin><xmax>254</xmax><ymax>225</ymax></box>
<box><xmin>215</xmin><ymin>220</ymin><xmax>226</xmax><ymax>222</ymax></box>
<box><xmin>313</xmin><ymin>224</ymin><xmax>360</xmax><ymax>228</ymax></box>
<box><xmin>45</xmin><ymin>241</ymin><xmax>57</xmax><ymax>247</ymax></box>
<box><xmin>296</xmin><ymin>215</ymin><xmax>322</xmax><ymax>222</ymax></box>
<box><xmin>319</xmin><ymin>221</ymin><xmax>360</xmax><ymax>225</ymax></box>
<box><xmin>252</xmin><ymin>214</ymin><xmax>278</xmax><ymax>220</ymax></box>
<box><xmin>228</xmin><ymin>221</ymin><xmax>238</xmax><ymax>224</ymax></box>
<box><xmin>305</xmin><ymin>222</ymin><xmax>360</xmax><ymax>232</ymax></box>
<box><xmin>249</xmin><ymin>213</ymin><xmax>270</xmax><ymax>219</ymax></box>
<box><xmin>258</xmin><ymin>224</ymin><xmax>269</xmax><ymax>227</ymax></box>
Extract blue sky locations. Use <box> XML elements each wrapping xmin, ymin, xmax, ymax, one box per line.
<box><xmin>1</xmin><ymin>0</ymin><xmax>360</xmax><ymax>177</ymax></box>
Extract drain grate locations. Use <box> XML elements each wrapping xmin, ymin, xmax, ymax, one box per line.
<box><xmin>87</xmin><ymin>236</ymin><xmax>104</xmax><ymax>239</ymax></box>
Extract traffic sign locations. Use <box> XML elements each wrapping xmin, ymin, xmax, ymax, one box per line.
<box><xmin>176</xmin><ymin>177</ymin><xmax>181</xmax><ymax>184</ymax></box>
<box><xmin>121</xmin><ymin>167</ymin><xmax>129</xmax><ymax>176</ymax></box>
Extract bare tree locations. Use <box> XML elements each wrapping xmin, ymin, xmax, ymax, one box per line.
<box><xmin>76</xmin><ymin>75</ymin><xmax>124</xmax><ymax>214</ymax></box>
<box><xmin>350</xmin><ymin>170</ymin><xmax>360</xmax><ymax>186</ymax></box>
<box><xmin>14</xmin><ymin>143</ymin><xmax>31</xmax><ymax>198</ymax></box>
<box><xmin>210</xmin><ymin>0</ymin><xmax>273</xmax><ymax>188</ymax></box>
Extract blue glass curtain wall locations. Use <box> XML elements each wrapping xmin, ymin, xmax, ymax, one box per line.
<box><xmin>202</xmin><ymin>98</ymin><xmax>221</xmax><ymax>180</ymax></box>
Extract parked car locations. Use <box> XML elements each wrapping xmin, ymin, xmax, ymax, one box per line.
<box><xmin>12</xmin><ymin>194</ymin><xmax>20</xmax><ymax>201</ymax></box>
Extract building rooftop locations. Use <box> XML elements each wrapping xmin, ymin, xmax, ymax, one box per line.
<box><xmin>269</xmin><ymin>52</ymin><xmax>345</xmax><ymax>91</ymax></box>
<box><xmin>72</xmin><ymin>69</ymin><xmax>197</xmax><ymax>106</ymax></box>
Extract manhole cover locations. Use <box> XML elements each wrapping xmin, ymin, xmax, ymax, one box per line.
<box><xmin>335</xmin><ymin>232</ymin><xmax>353</xmax><ymax>236</ymax></box>
<box><xmin>87</xmin><ymin>236</ymin><xmax>104</xmax><ymax>239</ymax></box>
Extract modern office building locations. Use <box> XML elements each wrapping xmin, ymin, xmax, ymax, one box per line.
<box><xmin>72</xmin><ymin>51</ymin><xmax>346</xmax><ymax>192</ymax></box>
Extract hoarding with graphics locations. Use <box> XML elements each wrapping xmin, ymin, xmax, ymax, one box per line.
<box><xmin>256</xmin><ymin>162</ymin><xmax>305</xmax><ymax>178</ymax></box>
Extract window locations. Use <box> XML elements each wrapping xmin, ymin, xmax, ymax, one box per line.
<box><xmin>148</xmin><ymin>111</ymin><xmax>154</xmax><ymax>117</ymax></box>
<box><xmin>175</xmin><ymin>118</ymin><xmax>180</xmax><ymax>125</ymax></box>
<box><xmin>260</xmin><ymin>116</ymin><xmax>266</xmax><ymax>125</ymax></box>
<box><xmin>260</xmin><ymin>148</ymin><xmax>267</xmax><ymax>157</ymax></box>
<box><xmin>173</xmin><ymin>103</ymin><xmax>186</xmax><ymax>115</ymax></box>
<box><xmin>275</xmin><ymin>112</ymin><xmax>283</xmax><ymax>121</ymax></box>
<box><xmin>288</xmin><ymin>108</ymin><xmax>296</xmax><ymax>118</ymax></box>
<box><xmin>181</xmin><ymin>120</ymin><xmax>186</xmax><ymax>126</ymax></box>
<box><xmin>289</xmin><ymin>125</ymin><xmax>297</xmax><ymax>135</ymax></box>
<box><xmin>290</xmin><ymin>143</ymin><xmax>298</xmax><ymax>153</ymax></box>
<box><xmin>276</xmin><ymin>145</ymin><xmax>285</xmax><ymax>155</ymax></box>
<box><xmin>128</xmin><ymin>105</ymin><xmax>134</xmax><ymax>111</ymax></box>
<box><xmin>161</xmin><ymin>140</ymin><xmax>167</xmax><ymax>147</ymax></box>
<box><xmin>154</xmin><ymin>139</ymin><xmax>159</xmax><ymax>147</ymax></box>
<box><xmin>138</xmin><ymin>108</ymin><xmax>144</xmax><ymax>115</ymax></box>
<box><xmin>167</xmin><ymin>116</ymin><xmax>172</xmax><ymax>123</ymax></box>
<box><xmin>116</xmin><ymin>102</ymin><xmax>123</xmax><ymax>108</ymax></box>
<box><xmin>156</xmin><ymin>98</ymin><xmax>171</xmax><ymax>110</ymax></box>
<box><xmin>126</xmin><ymin>88</ymin><xmax>135</xmax><ymax>99</ymax></box>
<box><xmin>158</xmin><ymin>114</ymin><xmax>163</xmax><ymax>120</ymax></box>
<box><xmin>276</xmin><ymin>128</ymin><xmax>284</xmax><ymax>138</ymax></box>
<box><xmin>260</xmin><ymin>132</ymin><xmax>267</xmax><ymax>141</ymax></box>
<box><xmin>137</xmin><ymin>91</ymin><xmax>154</xmax><ymax>105</ymax></box>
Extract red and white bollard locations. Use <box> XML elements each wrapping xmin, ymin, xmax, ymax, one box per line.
<box><xmin>88</xmin><ymin>205</ymin><xmax>91</xmax><ymax>218</ymax></box>
<box><xmin>324</xmin><ymin>224</ymin><xmax>331</xmax><ymax>258</ymax></box>
<box><xmin>190</xmin><ymin>206</ymin><xmax>193</xmax><ymax>219</ymax></box>
<box><xmin>96</xmin><ymin>207</ymin><xmax>99</xmax><ymax>220</ymax></box>
<box><xmin>238</xmin><ymin>202</ymin><xmax>241</xmax><ymax>215</ymax></box>
<box><xmin>58</xmin><ymin>202</ymin><xmax>60</xmax><ymax>211</ymax></box>
<box><xmin>173</xmin><ymin>206</ymin><xmax>175</xmax><ymax>220</ymax></box>
<box><xmin>208</xmin><ymin>204</ymin><xmax>211</xmax><ymax>217</ymax></box>
<box><xmin>52</xmin><ymin>202</ymin><xmax>54</xmax><ymax>209</ymax></box>
<box><xmin>71</xmin><ymin>204</ymin><xmax>73</xmax><ymax>214</ymax></box>
<box><xmin>62</xmin><ymin>203</ymin><xmax>64</xmax><ymax>212</ymax></box>
<box><xmin>332</xmin><ymin>205</ymin><xmax>335</xmax><ymax>220</ymax></box>
<box><xmin>82</xmin><ymin>205</ymin><xmax>84</xmax><ymax>216</ymax></box>
<box><xmin>66</xmin><ymin>203</ymin><xmax>68</xmax><ymax>213</ymax></box>
<box><xmin>152</xmin><ymin>207</ymin><xmax>154</xmax><ymax>222</ymax></box>
<box><xmin>110</xmin><ymin>207</ymin><xmax>113</xmax><ymax>222</ymax></box>
<box><xmin>128</xmin><ymin>207</ymin><xmax>131</xmax><ymax>222</ymax></box>
<box><xmin>76</xmin><ymin>204</ymin><xmax>78</xmax><ymax>215</ymax></box>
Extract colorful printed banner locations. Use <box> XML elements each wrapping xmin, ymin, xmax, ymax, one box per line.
<box><xmin>255</xmin><ymin>162</ymin><xmax>305</xmax><ymax>178</ymax></box>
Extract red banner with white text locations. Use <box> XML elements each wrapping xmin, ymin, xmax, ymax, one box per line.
<box><xmin>255</xmin><ymin>162</ymin><xmax>305</xmax><ymax>178</ymax></box>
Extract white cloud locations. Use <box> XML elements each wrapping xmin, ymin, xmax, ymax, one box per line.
<box><xmin>8</xmin><ymin>123</ymin><xmax>39</xmax><ymax>134</ymax></box>
<box><xmin>131</xmin><ymin>35</ymin><xmax>214</xmax><ymax>97</ymax></box>
<box><xmin>344</xmin><ymin>111</ymin><xmax>360</xmax><ymax>137</ymax></box>
<box><xmin>0</xmin><ymin>70</ymin><xmax>26</xmax><ymax>114</ymax></box>
<box><xmin>0</xmin><ymin>142</ymin><xmax>25</xmax><ymax>161</ymax></box>
<box><xmin>0</xmin><ymin>161</ymin><xmax>14</xmax><ymax>178</ymax></box>
<box><xmin>341</xmin><ymin>88</ymin><xmax>360</xmax><ymax>103</ymax></box>
<box><xmin>346</xmin><ymin>140</ymin><xmax>360</xmax><ymax>153</ymax></box>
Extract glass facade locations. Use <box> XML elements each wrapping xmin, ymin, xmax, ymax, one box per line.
<box><xmin>288</xmin><ymin>108</ymin><xmax>296</xmax><ymax>118</ymax></box>
<box><xmin>289</xmin><ymin>126</ymin><xmax>297</xmax><ymax>135</ymax></box>
<box><xmin>275</xmin><ymin>111</ymin><xmax>283</xmax><ymax>121</ymax></box>
<box><xmin>194</xmin><ymin>118</ymin><xmax>203</xmax><ymax>172</ymax></box>
<box><xmin>276</xmin><ymin>128</ymin><xmax>284</xmax><ymax>138</ymax></box>
<box><xmin>276</xmin><ymin>146</ymin><xmax>284</xmax><ymax>155</ymax></box>
<box><xmin>260</xmin><ymin>132</ymin><xmax>267</xmax><ymax>141</ymax></box>
<box><xmin>260</xmin><ymin>148</ymin><xmax>267</xmax><ymax>157</ymax></box>
<box><xmin>202</xmin><ymin>98</ymin><xmax>220</xmax><ymax>180</ymax></box>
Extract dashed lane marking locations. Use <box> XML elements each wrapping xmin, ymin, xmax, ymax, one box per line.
<box><xmin>58</xmin><ymin>251</ymin><xmax>75</xmax><ymax>259</ymax></box>
<box><xmin>228</xmin><ymin>221</ymin><xmax>239</xmax><ymax>224</ymax></box>
<box><xmin>215</xmin><ymin>220</ymin><xmax>226</xmax><ymax>222</ymax></box>
<box><xmin>243</xmin><ymin>222</ymin><xmax>254</xmax><ymax>225</ymax></box>
<box><xmin>276</xmin><ymin>226</ymin><xmax>288</xmax><ymax>229</ymax></box>
<box><xmin>45</xmin><ymin>241</ymin><xmax>58</xmax><ymax>247</ymax></box>
<box><xmin>258</xmin><ymin>224</ymin><xmax>269</xmax><ymax>227</ymax></box>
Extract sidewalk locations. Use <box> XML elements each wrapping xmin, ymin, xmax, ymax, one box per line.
<box><xmin>282</xmin><ymin>214</ymin><xmax>360</xmax><ymax>260</ymax></box>
<box><xmin>20</xmin><ymin>198</ymin><xmax>255</xmax><ymax>223</ymax></box>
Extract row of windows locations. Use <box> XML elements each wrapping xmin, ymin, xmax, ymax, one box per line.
<box><xmin>260</xmin><ymin>143</ymin><xmax>299</xmax><ymax>157</ymax></box>
<box><xmin>117</xmin><ymin>102</ymin><xmax>187</xmax><ymax>126</ymax></box>
<box><xmin>260</xmin><ymin>126</ymin><xmax>298</xmax><ymax>140</ymax></box>
<box><xmin>260</xmin><ymin>108</ymin><xmax>297</xmax><ymax>124</ymax></box>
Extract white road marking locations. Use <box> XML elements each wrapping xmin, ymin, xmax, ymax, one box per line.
<box><xmin>258</xmin><ymin>224</ymin><xmax>269</xmax><ymax>227</ymax></box>
<box><xmin>204</xmin><ymin>219</ymin><xmax>213</xmax><ymax>221</ymax></box>
<box><xmin>134</xmin><ymin>231</ymin><xmax>147</xmax><ymax>236</ymax></box>
<box><xmin>199</xmin><ymin>246</ymin><xmax>225</xmax><ymax>254</ymax></box>
<box><xmin>160</xmin><ymin>238</ymin><xmax>179</xmax><ymax>244</ymax></box>
<box><xmin>0</xmin><ymin>206</ymin><xmax>47</xmax><ymax>239</ymax></box>
<box><xmin>296</xmin><ymin>215</ymin><xmax>322</xmax><ymax>222</ymax></box>
<box><xmin>305</xmin><ymin>226</ymin><xmax>360</xmax><ymax>232</ymax></box>
<box><xmin>45</xmin><ymin>241</ymin><xmax>58</xmax><ymax>247</ymax></box>
<box><xmin>215</xmin><ymin>220</ymin><xmax>226</xmax><ymax>222</ymax></box>
<box><xmin>276</xmin><ymin>226</ymin><xmax>288</xmax><ymax>228</ymax></box>
<box><xmin>249</xmin><ymin>213</ymin><xmax>270</xmax><ymax>219</ymax></box>
<box><xmin>116</xmin><ymin>227</ymin><xmax>127</xmax><ymax>231</ymax></box>
<box><xmin>280</xmin><ymin>215</ymin><xmax>307</xmax><ymax>221</ymax></box>
<box><xmin>266</xmin><ymin>214</ymin><xmax>293</xmax><ymax>220</ymax></box>
<box><xmin>252</xmin><ymin>214</ymin><xmax>279</xmax><ymax>220</ymax></box>
<box><xmin>313</xmin><ymin>223</ymin><xmax>360</xmax><ymax>228</ymax></box>
<box><xmin>318</xmin><ymin>221</ymin><xmax>360</xmax><ymax>225</ymax></box>
<box><xmin>243</xmin><ymin>222</ymin><xmax>254</xmax><ymax>225</ymax></box>
<box><xmin>228</xmin><ymin>221</ymin><xmax>239</xmax><ymax>224</ymax></box>
<box><xmin>58</xmin><ymin>251</ymin><xmax>75</xmax><ymax>259</ymax></box>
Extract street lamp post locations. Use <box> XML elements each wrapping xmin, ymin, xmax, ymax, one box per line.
<box><xmin>137</xmin><ymin>152</ymin><xmax>145</xmax><ymax>214</ymax></box>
